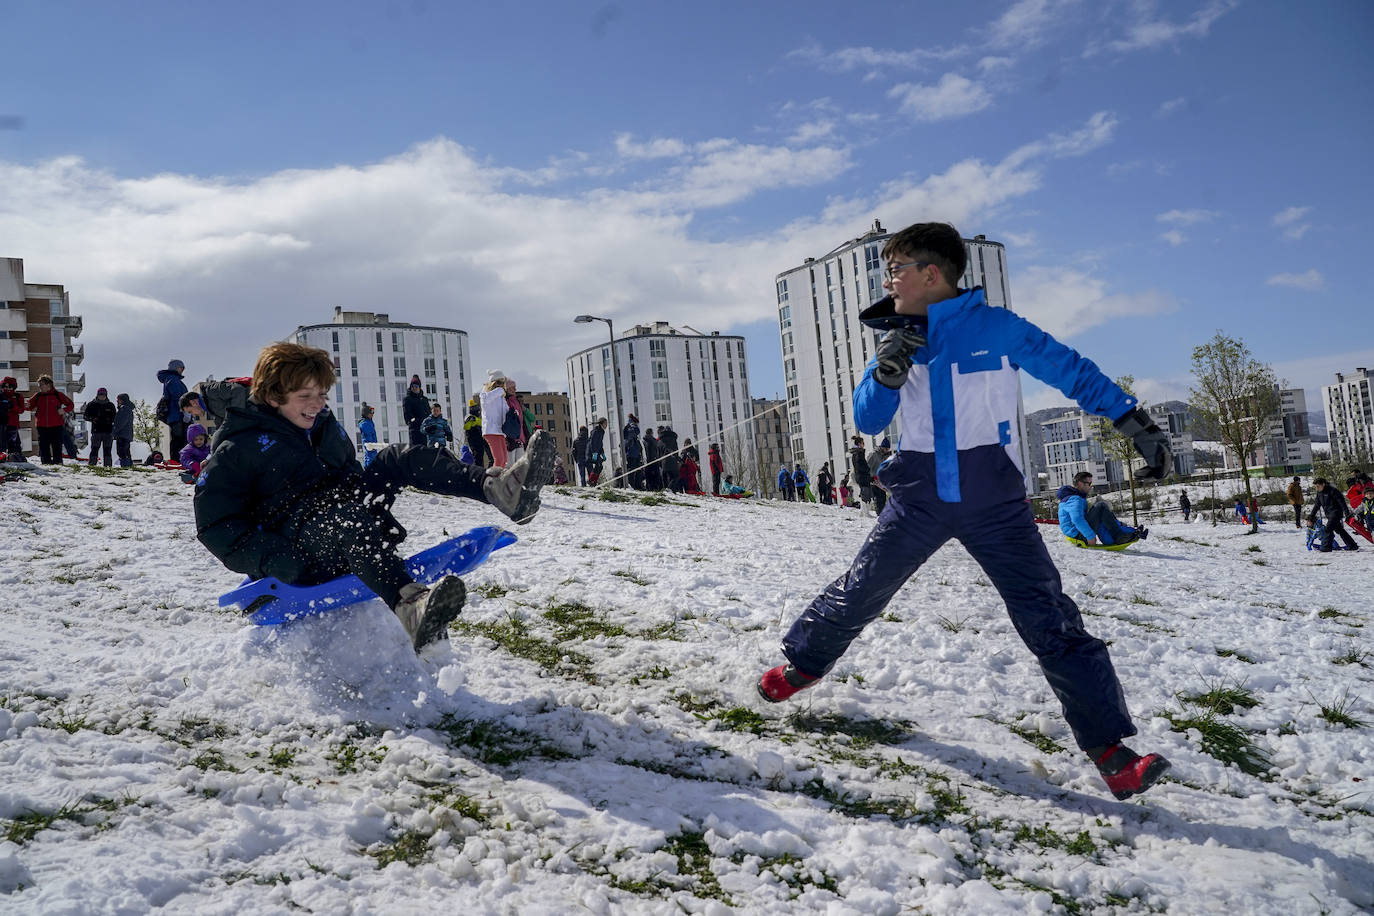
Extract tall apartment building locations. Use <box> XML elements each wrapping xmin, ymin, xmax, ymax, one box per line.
<box><xmin>749</xmin><ymin>396</ymin><xmax>792</xmax><ymax>495</ymax></box>
<box><xmin>775</xmin><ymin>220</ymin><xmax>1027</xmax><ymax>482</ymax></box>
<box><xmin>1221</xmin><ymin>387</ymin><xmax>1313</xmax><ymax>473</ymax></box>
<box><xmin>1041</xmin><ymin>411</ymin><xmax>1122</xmax><ymax>491</ymax></box>
<box><xmin>1</xmin><ymin>258</ymin><xmax>84</xmax><ymax>453</ymax></box>
<box><xmin>1324</xmin><ymin>368</ymin><xmax>1374</xmax><ymax>463</ymax></box>
<box><xmin>520</xmin><ymin>390</ymin><xmax>575</xmax><ymax>473</ymax></box>
<box><xmin>566</xmin><ymin>321</ymin><xmax>754</xmax><ymax>468</ymax></box>
<box><xmin>294</xmin><ymin>308</ymin><xmax>471</xmax><ymax>457</ymax></box>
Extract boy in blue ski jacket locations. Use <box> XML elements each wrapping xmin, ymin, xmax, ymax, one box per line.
<box><xmin>757</xmin><ymin>222</ymin><xmax>1174</xmax><ymax>800</ymax></box>
<box><xmin>1057</xmin><ymin>471</ymin><xmax>1146</xmax><ymax>546</ymax></box>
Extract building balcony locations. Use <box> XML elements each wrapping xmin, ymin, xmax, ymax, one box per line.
<box><xmin>68</xmin><ymin>372</ymin><xmax>85</xmax><ymax>394</ymax></box>
<box><xmin>66</xmin><ymin>342</ymin><xmax>84</xmax><ymax>365</ymax></box>
<box><xmin>52</xmin><ymin>314</ymin><xmax>83</xmax><ymax>335</ymax></box>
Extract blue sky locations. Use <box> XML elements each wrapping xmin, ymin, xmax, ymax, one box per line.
<box><xmin>2</xmin><ymin>0</ymin><xmax>1372</xmax><ymax>416</ymax></box>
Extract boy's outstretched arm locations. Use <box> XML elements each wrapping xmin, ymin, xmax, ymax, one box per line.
<box><xmin>194</xmin><ymin>446</ymin><xmax>301</xmax><ymax>581</ymax></box>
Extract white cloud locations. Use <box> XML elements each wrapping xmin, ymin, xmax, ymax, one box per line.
<box><xmin>1003</xmin><ymin>111</ymin><xmax>1117</xmax><ymax>169</ymax></box>
<box><xmin>1266</xmin><ymin>269</ymin><xmax>1325</xmax><ymax>290</ymax></box>
<box><xmin>977</xmin><ymin>55</ymin><xmax>1015</xmax><ymax>72</ymax></box>
<box><xmin>614</xmin><ymin>134</ymin><xmax>687</xmax><ymax>160</ymax></box>
<box><xmin>1272</xmin><ymin>205</ymin><xmax>1312</xmax><ymax>239</ymax></box>
<box><xmin>1155</xmin><ymin>97</ymin><xmax>1186</xmax><ymax>118</ymax></box>
<box><xmin>1157</xmin><ymin>208</ymin><xmax>1218</xmax><ymax>225</ymax></box>
<box><xmin>986</xmin><ymin>0</ymin><xmax>1075</xmax><ymax>50</ymax></box>
<box><xmin>1160</xmin><ymin>230</ymin><xmax>1186</xmax><ymax>246</ymax></box>
<box><xmin>1098</xmin><ymin>0</ymin><xmax>1239</xmax><ymax>53</ymax></box>
<box><xmin>1013</xmin><ymin>264</ymin><xmax>1176</xmax><ymax>339</ymax></box>
<box><xmin>0</xmin><ymin>114</ymin><xmax>1117</xmax><ymax>405</ymax></box>
<box><xmin>788</xmin><ymin>120</ymin><xmax>836</xmax><ymax>144</ymax></box>
<box><xmin>889</xmin><ymin>74</ymin><xmax>993</xmax><ymax>122</ymax></box>
<box><xmin>786</xmin><ymin>41</ymin><xmax>966</xmax><ymax>74</ymax></box>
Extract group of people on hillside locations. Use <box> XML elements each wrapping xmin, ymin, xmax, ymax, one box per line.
<box><xmin>565</xmin><ymin>416</ymin><xmax>718</xmax><ymax>495</ymax></box>
<box><xmin>1</xmin><ymin>375</ymin><xmax>140</xmax><ymax>468</ymax></box>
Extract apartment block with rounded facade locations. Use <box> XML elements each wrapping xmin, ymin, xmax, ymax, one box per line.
<box><xmin>1</xmin><ymin>258</ymin><xmax>85</xmax><ymax>454</ymax></box>
<box><xmin>565</xmin><ymin>321</ymin><xmax>754</xmax><ymax>473</ymax></box>
<box><xmin>775</xmin><ymin>219</ymin><xmax>1025</xmax><ymax>483</ymax></box>
<box><xmin>293</xmin><ymin>308</ymin><xmax>472</xmax><ymax>455</ymax></box>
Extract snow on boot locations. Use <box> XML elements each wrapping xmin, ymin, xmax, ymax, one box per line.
<box><xmin>757</xmin><ymin>664</ymin><xmax>820</xmax><ymax>703</ymax></box>
<box><xmin>483</xmin><ymin>429</ymin><xmax>556</xmax><ymax>525</ymax></box>
<box><xmin>1095</xmin><ymin>744</ymin><xmax>1170</xmax><ymax>800</ymax></box>
<box><xmin>394</xmin><ymin>575</ymin><xmax>466</xmax><ymax>651</ymax></box>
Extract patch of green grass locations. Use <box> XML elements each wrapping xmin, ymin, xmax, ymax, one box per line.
<box><xmin>1215</xmin><ymin>648</ymin><xmax>1256</xmax><ymax>663</ymax></box>
<box><xmin>544</xmin><ymin>600</ymin><xmax>627</xmax><ymax>640</ymax></box>
<box><xmin>370</xmin><ymin>829</ymin><xmax>431</xmax><ymax>868</ymax></box>
<box><xmin>611</xmin><ymin>569</ymin><xmax>651</xmax><ymax>586</ymax></box>
<box><xmin>1251</xmin><ymin>559</ymin><xmax>1268</xmax><ymax>566</ymax></box>
<box><xmin>326</xmin><ymin>739</ymin><xmax>387</xmax><ymax>775</ymax></box>
<box><xmin>746</xmin><ymin>851</ymin><xmax>840</xmax><ymax>894</ymax></box>
<box><xmin>51</xmin><ymin>712</ymin><xmax>90</xmax><ymax>733</ymax></box>
<box><xmin>1317</xmin><ymin>690</ymin><xmax>1369</xmax><ymax>729</ymax></box>
<box><xmin>190</xmin><ymin>749</ymin><xmax>238</xmax><ymax>772</ymax></box>
<box><xmin>24</xmin><ymin>491</ymin><xmax>55</xmax><ymax>503</ymax></box>
<box><xmin>470</xmin><ymin>582</ymin><xmax>508</xmax><ymax>600</ymax></box>
<box><xmin>435</xmin><ymin>713</ymin><xmax>572</xmax><ymax>766</ymax></box>
<box><xmin>1246</xmin><ymin>544</ymin><xmax>1262</xmax><ymax>553</ymax></box>
<box><xmin>1318</xmin><ymin>607</ymin><xmax>1347</xmax><ymax>620</ymax></box>
<box><xmin>267</xmin><ymin>745</ymin><xmax>298</xmax><ymax>770</ymax></box>
<box><xmin>1129</xmin><ymin>594</ymin><xmax>1161</xmax><ymax>606</ymax></box>
<box><xmin>452</xmin><ymin>612</ymin><xmax>595</xmax><ymax>679</ymax></box>
<box><xmin>700</xmin><ymin>706</ymin><xmax>767</xmax><ymax>735</ymax></box>
<box><xmin>1178</xmin><ymin>680</ymin><xmax>1260</xmax><ymax>716</ymax></box>
<box><xmin>579</xmin><ymin>541</ymin><xmax>622</xmax><ymax>552</ymax></box>
<box><xmin>421</xmin><ymin>788</ymin><xmax>489</xmax><ymax>825</ymax></box>
<box><xmin>1166</xmin><ymin>711</ymin><xmax>1271</xmax><ymax>777</ymax></box>
<box><xmin>983</xmin><ymin>716</ymin><xmax>1066</xmax><ymax>755</ymax></box>
<box><xmin>2</xmin><ymin>795</ymin><xmax>138</xmax><ymax>845</ymax></box>
<box><xmin>1012</xmin><ymin>823</ymin><xmax>1098</xmax><ymax>856</ymax></box>
<box><xmin>786</xmin><ymin>712</ymin><xmax>915</xmax><ymax>749</ymax></box>
<box><xmin>628</xmin><ymin>665</ymin><xmax>673</xmax><ymax>686</ymax></box>
<box><xmin>597</xmin><ymin>489</ymin><xmax>631</xmax><ymax>503</ymax></box>
<box><xmin>638</xmin><ymin>620</ymin><xmax>681</xmax><ymax>641</ymax></box>
<box><xmin>1082</xmin><ymin>589</ymin><xmax>1120</xmax><ymax>601</ymax></box>
<box><xmin>936</xmin><ymin>612</ymin><xmax>973</xmax><ymax>633</ymax></box>
<box><xmin>1333</xmin><ymin>646</ymin><xmax>1372</xmax><ymax>668</ymax></box>
<box><xmin>664</xmin><ymin>831</ymin><xmax>727</xmax><ymax>900</ymax></box>
<box><xmin>1113</xmin><ymin>614</ymin><xmax>1177</xmax><ymax>635</ymax></box>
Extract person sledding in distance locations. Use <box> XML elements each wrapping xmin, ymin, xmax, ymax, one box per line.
<box><xmin>193</xmin><ymin>342</ymin><xmax>556</xmax><ymax>652</ymax></box>
<box><xmin>757</xmin><ymin>221</ymin><xmax>1175</xmax><ymax>800</ymax></box>
<box><xmin>1058</xmin><ymin>471</ymin><xmax>1147</xmax><ymax>548</ymax></box>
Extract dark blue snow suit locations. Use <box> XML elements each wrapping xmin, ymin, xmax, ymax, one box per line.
<box><xmin>779</xmin><ymin>288</ymin><xmax>1141</xmax><ymax>752</ymax></box>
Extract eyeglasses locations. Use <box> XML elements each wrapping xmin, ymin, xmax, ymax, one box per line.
<box><xmin>884</xmin><ymin>260</ymin><xmax>929</xmax><ymax>281</ymax></box>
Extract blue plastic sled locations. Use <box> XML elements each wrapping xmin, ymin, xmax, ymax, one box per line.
<box><xmin>219</xmin><ymin>525</ymin><xmax>518</xmax><ymax>625</ymax></box>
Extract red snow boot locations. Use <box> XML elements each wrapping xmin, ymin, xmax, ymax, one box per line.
<box><xmin>757</xmin><ymin>664</ymin><xmax>820</xmax><ymax>703</ymax></box>
<box><xmin>1095</xmin><ymin>744</ymin><xmax>1171</xmax><ymax>800</ymax></box>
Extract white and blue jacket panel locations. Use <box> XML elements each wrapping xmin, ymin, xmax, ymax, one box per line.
<box><xmin>853</xmin><ymin>288</ymin><xmax>1135</xmax><ymax>505</ymax></box>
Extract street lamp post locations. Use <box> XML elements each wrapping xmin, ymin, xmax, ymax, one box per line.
<box><xmin>574</xmin><ymin>314</ymin><xmax>623</xmax><ymax>477</ymax></box>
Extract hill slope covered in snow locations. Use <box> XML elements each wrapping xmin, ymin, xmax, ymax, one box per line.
<box><xmin>1</xmin><ymin>464</ymin><xmax>1371</xmax><ymax>914</ymax></box>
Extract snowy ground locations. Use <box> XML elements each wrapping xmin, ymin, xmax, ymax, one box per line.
<box><xmin>2</xmin><ymin>463</ymin><xmax>1371</xmax><ymax>915</ymax></box>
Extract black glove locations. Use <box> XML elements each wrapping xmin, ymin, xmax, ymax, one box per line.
<box><xmin>872</xmin><ymin>328</ymin><xmax>926</xmax><ymax>389</ymax></box>
<box><xmin>1114</xmin><ymin>407</ymin><xmax>1172</xmax><ymax>480</ymax></box>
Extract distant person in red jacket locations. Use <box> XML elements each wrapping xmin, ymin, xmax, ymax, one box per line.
<box><xmin>0</xmin><ymin>376</ymin><xmax>27</xmax><ymax>460</ymax></box>
<box><xmin>29</xmin><ymin>375</ymin><xmax>74</xmax><ymax>464</ymax></box>
<box><xmin>708</xmin><ymin>443</ymin><xmax>724</xmax><ymax>495</ymax></box>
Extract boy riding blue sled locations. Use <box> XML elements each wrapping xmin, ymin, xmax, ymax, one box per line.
<box><xmin>194</xmin><ymin>342</ymin><xmax>555</xmax><ymax>652</ymax></box>
<box><xmin>758</xmin><ymin>222</ymin><xmax>1174</xmax><ymax>800</ymax></box>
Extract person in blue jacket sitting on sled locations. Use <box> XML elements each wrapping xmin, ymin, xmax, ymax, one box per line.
<box><xmin>757</xmin><ymin>221</ymin><xmax>1174</xmax><ymax>801</ymax></box>
<box><xmin>1058</xmin><ymin>471</ymin><xmax>1147</xmax><ymax>546</ymax></box>
<box><xmin>193</xmin><ymin>342</ymin><xmax>555</xmax><ymax>652</ymax></box>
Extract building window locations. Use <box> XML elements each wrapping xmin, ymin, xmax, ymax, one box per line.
<box><xmin>649</xmin><ymin>339</ymin><xmax>666</xmax><ymax>358</ymax></box>
<box><xmin>393</xmin><ymin>332</ymin><xmax>403</xmax><ymax>352</ymax></box>
<box><xmin>394</xmin><ymin>356</ymin><xmax>406</xmax><ymax>375</ymax></box>
<box><xmin>423</xmin><ymin>333</ymin><xmax>434</xmax><ymax>355</ymax></box>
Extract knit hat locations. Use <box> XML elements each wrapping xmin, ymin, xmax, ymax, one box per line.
<box><xmin>410</xmin><ymin>375</ymin><xmax>421</xmax><ymax>384</ymax></box>
<box><xmin>880</xmin><ymin>438</ymin><xmax>891</xmax><ymax>449</ymax></box>
<box><xmin>487</xmin><ymin>369</ymin><xmax>505</xmax><ymax>382</ymax></box>
<box><xmin>0</xmin><ymin>377</ymin><xmax>15</xmax><ymax>388</ymax></box>
<box><xmin>186</xmin><ymin>424</ymin><xmax>208</xmax><ymax>442</ymax></box>
<box><xmin>97</xmin><ymin>387</ymin><xmax>108</xmax><ymax>396</ymax></box>
<box><xmin>168</xmin><ymin>359</ymin><xmax>185</xmax><ymax>372</ymax></box>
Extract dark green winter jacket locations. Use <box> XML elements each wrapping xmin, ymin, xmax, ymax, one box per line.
<box><xmin>194</xmin><ymin>401</ymin><xmax>361</xmax><ymax>581</ymax></box>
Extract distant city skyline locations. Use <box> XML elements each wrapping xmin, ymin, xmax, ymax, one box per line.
<box><xmin>2</xmin><ymin>1</ymin><xmax>1371</xmax><ymax>423</ymax></box>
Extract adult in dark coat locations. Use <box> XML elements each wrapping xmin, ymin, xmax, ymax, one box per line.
<box><xmin>157</xmin><ymin>359</ymin><xmax>189</xmax><ymax>455</ymax></box>
<box><xmin>642</xmin><ymin>428</ymin><xmax>661</xmax><ymax>490</ymax></box>
<box><xmin>1307</xmin><ymin>477</ymin><xmax>1358</xmax><ymax>551</ymax></box>
<box><xmin>707</xmin><ymin>444</ymin><xmax>724</xmax><ymax>496</ymax></box>
<box><xmin>113</xmin><ymin>393</ymin><xmax>135</xmax><ymax>467</ymax></box>
<box><xmin>623</xmin><ymin>414</ymin><xmax>644</xmax><ymax>490</ymax></box>
<box><xmin>402</xmin><ymin>376</ymin><xmax>430</xmax><ymax>447</ymax></box>
<box><xmin>658</xmin><ymin>425</ymin><xmax>680</xmax><ymax>492</ymax></box>
<box><xmin>817</xmin><ymin>462</ymin><xmax>834</xmax><ymax>505</ymax></box>
<box><xmin>849</xmin><ymin>436</ymin><xmax>873</xmax><ymax>505</ymax></box>
<box><xmin>572</xmin><ymin>425</ymin><xmax>590</xmax><ymax>485</ymax></box>
<box><xmin>586</xmin><ymin>419</ymin><xmax>607</xmax><ymax>484</ymax></box>
<box><xmin>82</xmin><ymin>388</ymin><xmax>118</xmax><ymax>466</ymax></box>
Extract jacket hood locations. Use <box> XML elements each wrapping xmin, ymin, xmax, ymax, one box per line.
<box><xmin>156</xmin><ymin>368</ymin><xmax>182</xmax><ymax>384</ymax></box>
<box><xmin>858</xmin><ymin>288</ymin><xmax>986</xmax><ymax>330</ymax></box>
<box><xmin>1056</xmin><ymin>485</ymin><xmax>1084</xmax><ymax>502</ymax></box>
<box><xmin>186</xmin><ymin>424</ymin><xmax>209</xmax><ymax>442</ymax></box>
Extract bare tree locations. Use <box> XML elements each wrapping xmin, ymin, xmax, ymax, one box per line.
<box><xmin>1188</xmin><ymin>332</ymin><xmax>1281</xmax><ymax>535</ymax></box>
<box><xmin>1093</xmin><ymin>375</ymin><xmax>1148</xmax><ymax>526</ymax></box>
